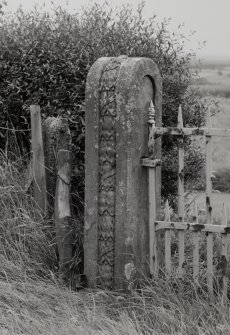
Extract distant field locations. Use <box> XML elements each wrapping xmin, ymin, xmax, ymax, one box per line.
<box><xmin>188</xmin><ymin>64</ymin><xmax>230</xmax><ymax>220</ymax></box>
<box><xmin>194</xmin><ymin>66</ymin><xmax>230</xmax><ymax>98</ymax></box>
<box><xmin>193</xmin><ymin>64</ymin><xmax>230</xmax><ymax>173</ymax></box>
<box><xmin>187</xmin><ymin>191</ymin><xmax>230</xmax><ymax>223</ymax></box>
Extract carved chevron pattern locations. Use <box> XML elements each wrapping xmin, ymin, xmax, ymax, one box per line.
<box><xmin>98</xmin><ymin>59</ymin><xmax>122</xmax><ymax>289</ymax></box>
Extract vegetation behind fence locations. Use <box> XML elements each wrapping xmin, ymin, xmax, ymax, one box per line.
<box><xmin>0</xmin><ymin>1</ymin><xmax>215</xmax><ymax>208</ymax></box>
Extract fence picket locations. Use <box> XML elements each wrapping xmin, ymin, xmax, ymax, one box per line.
<box><xmin>206</xmin><ymin>108</ymin><xmax>212</xmax><ymax>224</ymax></box>
<box><xmin>178</xmin><ymin>231</ymin><xmax>185</xmax><ymax>275</ymax></box>
<box><xmin>221</xmin><ymin>204</ymin><xmax>228</xmax><ymax>300</ymax></box>
<box><xmin>165</xmin><ymin>230</ymin><xmax>171</xmax><ymax>275</ymax></box>
<box><xmin>221</xmin><ymin>234</ymin><xmax>228</xmax><ymax>301</ymax></box>
<box><xmin>194</xmin><ymin>202</ymin><xmax>199</xmax><ymax>223</ymax></box>
<box><xmin>207</xmin><ymin>232</ymin><xmax>214</xmax><ymax>296</ymax></box>
<box><xmin>193</xmin><ymin>232</ymin><xmax>199</xmax><ymax>282</ymax></box>
<box><xmin>164</xmin><ymin>201</ymin><xmax>171</xmax><ymax>275</ymax></box>
<box><xmin>222</xmin><ymin>203</ymin><xmax>228</xmax><ymax>226</ymax></box>
<box><xmin>177</xmin><ymin>105</ymin><xmax>184</xmax><ymax>220</ymax></box>
<box><xmin>204</xmin><ymin>109</ymin><xmax>213</xmax><ymax>294</ymax></box>
<box><xmin>177</xmin><ymin>105</ymin><xmax>185</xmax><ymax>274</ymax></box>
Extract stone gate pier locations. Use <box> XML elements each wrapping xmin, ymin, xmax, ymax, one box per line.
<box><xmin>84</xmin><ymin>56</ymin><xmax>162</xmax><ymax>290</ymax></box>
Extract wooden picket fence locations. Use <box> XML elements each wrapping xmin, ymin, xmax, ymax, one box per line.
<box><xmin>144</xmin><ymin>102</ymin><xmax>230</xmax><ymax>298</ymax></box>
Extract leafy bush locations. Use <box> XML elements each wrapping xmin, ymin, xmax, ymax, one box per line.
<box><xmin>0</xmin><ymin>1</ymin><xmax>216</xmax><ymax>209</ymax></box>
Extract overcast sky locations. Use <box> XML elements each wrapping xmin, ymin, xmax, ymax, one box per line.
<box><xmin>4</xmin><ymin>0</ymin><xmax>230</xmax><ymax>62</ymax></box>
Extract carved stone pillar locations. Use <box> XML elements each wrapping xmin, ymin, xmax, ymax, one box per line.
<box><xmin>84</xmin><ymin>56</ymin><xmax>162</xmax><ymax>290</ymax></box>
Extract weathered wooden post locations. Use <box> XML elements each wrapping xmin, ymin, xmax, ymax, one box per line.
<box><xmin>84</xmin><ymin>56</ymin><xmax>162</xmax><ymax>290</ymax></box>
<box><xmin>55</xmin><ymin>149</ymin><xmax>72</xmax><ymax>278</ymax></box>
<box><xmin>140</xmin><ymin>101</ymin><xmax>161</xmax><ymax>276</ymax></box>
<box><xmin>30</xmin><ymin>105</ymin><xmax>47</xmax><ymax>216</ymax></box>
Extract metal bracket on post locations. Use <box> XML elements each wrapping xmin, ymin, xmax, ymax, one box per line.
<box><xmin>140</xmin><ymin>158</ymin><xmax>161</xmax><ymax>168</ymax></box>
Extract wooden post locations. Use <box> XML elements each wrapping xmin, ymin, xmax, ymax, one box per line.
<box><xmin>141</xmin><ymin>156</ymin><xmax>161</xmax><ymax>276</ymax></box>
<box><xmin>148</xmin><ymin>101</ymin><xmax>158</xmax><ymax>276</ymax></box>
<box><xmin>55</xmin><ymin>149</ymin><xmax>72</xmax><ymax>278</ymax></box>
<box><xmin>30</xmin><ymin>105</ymin><xmax>47</xmax><ymax>216</ymax></box>
<box><xmin>149</xmin><ymin>167</ymin><xmax>157</xmax><ymax>276</ymax></box>
<box><xmin>177</xmin><ymin>105</ymin><xmax>185</xmax><ymax>275</ymax></box>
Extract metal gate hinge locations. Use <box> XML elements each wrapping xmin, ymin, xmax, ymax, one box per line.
<box><xmin>140</xmin><ymin>158</ymin><xmax>161</xmax><ymax>168</ymax></box>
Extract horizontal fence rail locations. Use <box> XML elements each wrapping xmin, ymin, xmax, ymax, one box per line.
<box><xmin>153</xmin><ymin>127</ymin><xmax>230</xmax><ymax>137</ymax></box>
<box><xmin>155</xmin><ymin>221</ymin><xmax>230</xmax><ymax>234</ymax></box>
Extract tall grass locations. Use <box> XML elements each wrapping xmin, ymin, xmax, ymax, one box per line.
<box><xmin>1</xmin><ymin>153</ymin><xmax>230</xmax><ymax>334</ymax></box>
<box><xmin>0</xmin><ymin>152</ymin><xmax>57</xmax><ymax>282</ymax></box>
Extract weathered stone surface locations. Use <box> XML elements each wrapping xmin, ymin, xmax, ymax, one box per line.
<box><xmin>42</xmin><ymin>117</ymin><xmax>71</xmax><ymax>218</ymax></box>
<box><xmin>84</xmin><ymin>57</ymin><xmax>162</xmax><ymax>290</ymax></box>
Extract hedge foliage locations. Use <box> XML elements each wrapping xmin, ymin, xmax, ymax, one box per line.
<box><xmin>0</xmin><ymin>1</ymin><xmax>216</xmax><ymax>208</ymax></box>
